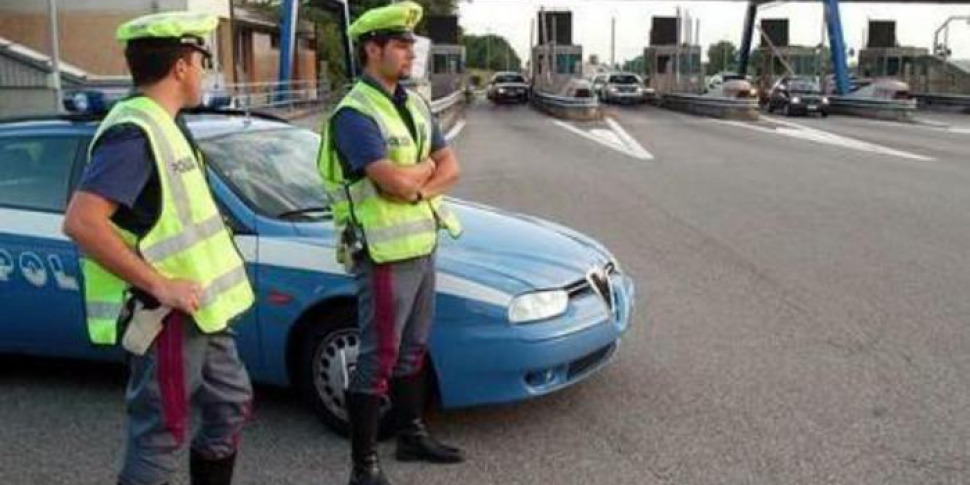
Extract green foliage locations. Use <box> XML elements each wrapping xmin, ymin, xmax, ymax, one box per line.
<box><xmin>238</xmin><ymin>0</ymin><xmax>459</xmax><ymax>87</ymax></box>
<box><xmin>707</xmin><ymin>41</ymin><xmax>738</xmax><ymax>76</ymax></box>
<box><xmin>462</xmin><ymin>34</ymin><xmax>521</xmax><ymax>72</ymax></box>
<box><xmin>622</xmin><ymin>55</ymin><xmax>645</xmax><ymax>75</ymax></box>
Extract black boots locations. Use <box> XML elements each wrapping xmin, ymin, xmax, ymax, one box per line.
<box><xmin>391</xmin><ymin>370</ymin><xmax>465</xmax><ymax>464</ymax></box>
<box><xmin>347</xmin><ymin>391</ymin><xmax>392</xmax><ymax>485</ymax></box>
<box><xmin>189</xmin><ymin>449</ymin><xmax>236</xmax><ymax>485</ymax></box>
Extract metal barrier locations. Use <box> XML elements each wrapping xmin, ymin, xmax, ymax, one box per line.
<box><xmin>660</xmin><ymin>93</ymin><xmax>760</xmax><ymax>120</ymax></box>
<box><xmin>222</xmin><ymin>80</ymin><xmax>327</xmax><ymax>113</ymax></box>
<box><xmin>429</xmin><ymin>89</ymin><xmax>466</xmax><ymax>134</ymax></box>
<box><xmin>531</xmin><ymin>91</ymin><xmax>602</xmax><ymax>121</ymax></box>
<box><xmin>912</xmin><ymin>93</ymin><xmax>970</xmax><ymax>113</ymax></box>
<box><xmin>827</xmin><ymin>96</ymin><xmax>917</xmax><ymax>122</ymax></box>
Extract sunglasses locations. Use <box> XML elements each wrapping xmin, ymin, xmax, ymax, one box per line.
<box><xmin>180</xmin><ymin>37</ymin><xmax>214</xmax><ymax>69</ymax></box>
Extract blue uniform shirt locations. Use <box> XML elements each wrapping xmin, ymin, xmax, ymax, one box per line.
<box><xmin>333</xmin><ymin>75</ymin><xmax>447</xmax><ymax>179</ymax></box>
<box><xmin>77</xmin><ymin>104</ymin><xmax>197</xmax><ymax>237</ymax></box>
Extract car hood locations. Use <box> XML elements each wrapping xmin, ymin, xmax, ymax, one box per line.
<box><xmin>288</xmin><ymin>199</ymin><xmax>616</xmax><ymax>297</ymax></box>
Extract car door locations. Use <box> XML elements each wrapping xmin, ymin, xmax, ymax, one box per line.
<box><xmin>0</xmin><ymin>131</ymin><xmax>96</xmax><ymax>359</ymax></box>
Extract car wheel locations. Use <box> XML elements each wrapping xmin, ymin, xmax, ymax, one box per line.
<box><xmin>297</xmin><ymin>306</ymin><xmax>395</xmax><ymax>438</ymax></box>
<box><xmin>783</xmin><ymin>103</ymin><xmax>792</xmax><ymax>117</ymax></box>
<box><xmin>820</xmin><ymin>111</ymin><xmax>829</xmax><ymax>118</ymax></box>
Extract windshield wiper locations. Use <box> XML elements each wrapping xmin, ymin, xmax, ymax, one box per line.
<box><xmin>277</xmin><ymin>207</ymin><xmax>330</xmax><ymax>220</ymax></box>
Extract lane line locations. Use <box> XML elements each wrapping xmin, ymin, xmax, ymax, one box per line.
<box><xmin>551</xmin><ymin>118</ymin><xmax>654</xmax><ymax>161</ymax></box>
<box><xmin>445</xmin><ymin>118</ymin><xmax>467</xmax><ymax>142</ymax></box>
<box><xmin>713</xmin><ymin>118</ymin><xmax>934</xmax><ymax>162</ymax></box>
<box><xmin>605</xmin><ymin>117</ymin><xmax>655</xmax><ymax>160</ymax></box>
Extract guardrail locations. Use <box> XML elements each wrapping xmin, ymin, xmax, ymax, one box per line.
<box><xmin>911</xmin><ymin>93</ymin><xmax>970</xmax><ymax>113</ymax></box>
<box><xmin>660</xmin><ymin>93</ymin><xmax>759</xmax><ymax>120</ymax></box>
<box><xmin>531</xmin><ymin>91</ymin><xmax>602</xmax><ymax>121</ymax></box>
<box><xmin>827</xmin><ymin>96</ymin><xmax>917</xmax><ymax>122</ymax></box>
<box><xmin>429</xmin><ymin>89</ymin><xmax>466</xmax><ymax>134</ymax></box>
<box><xmin>222</xmin><ymin>80</ymin><xmax>327</xmax><ymax>112</ymax></box>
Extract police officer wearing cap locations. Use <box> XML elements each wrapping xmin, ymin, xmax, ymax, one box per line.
<box><xmin>317</xmin><ymin>2</ymin><xmax>465</xmax><ymax>485</ymax></box>
<box><xmin>64</xmin><ymin>12</ymin><xmax>254</xmax><ymax>485</ymax></box>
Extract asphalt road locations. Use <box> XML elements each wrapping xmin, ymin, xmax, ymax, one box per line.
<box><xmin>3</xmin><ymin>101</ymin><xmax>969</xmax><ymax>484</ymax></box>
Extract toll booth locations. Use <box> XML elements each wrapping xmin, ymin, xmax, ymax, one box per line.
<box><xmin>531</xmin><ymin>44</ymin><xmax>583</xmax><ymax>94</ymax></box>
<box><xmin>643</xmin><ymin>17</ymin><xmax>701</xmax><ymax>94</ymax></box>
<box><xmin>856</xmin><ymin>20</ymin><xmax>970</xmax><ymax>95</ymax></box>
<box><xmin>751</xmin><ymin>19</ymin><xmax>821</xmax><ymax>91</ymax></box>
<box><xmin>531</xmin><ymin>10</ymin><xmax>584</xmax><ymax>94</ymax></box>
<box><xmin>426</xmin><ymin>15</ymin><xmax>465</xmax><ymax>99</ymax></box>
<box><xmin>858</xmin><ymin>47</ymin><xmax>929</xmax><ymax>79</ymax></box>
<box><xmin>643</xmin><ymin>45</ymin><xmax>702</xmax><ymax>94</ymax></box>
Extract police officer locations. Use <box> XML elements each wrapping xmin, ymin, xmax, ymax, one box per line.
<box><xmin>318</xmin><ymin>2</ymin><xmax>465</xmax><ymax>485</ymax></box>
<box><xmin>63</xmin><ymin>12</ymin><xmax>255</xmax><ymax>485</ymax></box>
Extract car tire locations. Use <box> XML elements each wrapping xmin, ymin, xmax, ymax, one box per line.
<box><xmin>296</xmin><ymin>305</ymin><xmax>395</xmax><ymax>438</ymax></box>
<box><xmin>783</xmin><ymin>103</ymin><xmax>792</xmax><ymax>117</ymax></box>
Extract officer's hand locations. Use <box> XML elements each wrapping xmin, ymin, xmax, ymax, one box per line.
<box><xmin>423</xmin><ymin>158</ymin><xmax>437</xmax><ymax>174</ymax></box>
<box><xmin>153</xmin><ymin>278</ymin><xmax>203</xmax><ymax>315</ymax></box>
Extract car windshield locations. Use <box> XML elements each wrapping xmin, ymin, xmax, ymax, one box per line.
<box><xmin>200</xmin><ymin>127</ymin><xmax>329</xmax><ymax>220</ymax></box>
<box><xmin>789</xmin><ymin>79</ymin><xmax>820</xmax><ymax>92</ymax></box>
<box><xmin>494</xmin><ymin>74</ymin><xmax>525</xmax><ymax>84</ymax></box>
<box><xmin>609</xmin><ymin>74</ymin><xmax>639</xmax><ymax>84</ymax></box>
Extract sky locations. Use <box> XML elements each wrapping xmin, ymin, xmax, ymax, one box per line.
<box><xmin>457</xmin><ymin>0</ymin><xmax>970</xmax><ymax>65</ymax></box>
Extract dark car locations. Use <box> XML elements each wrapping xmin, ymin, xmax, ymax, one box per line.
<box><xmin>766</xmin><ymin>76</ymin><xmax>829</xmax><ymax>117</ymax></box>
<box><xmin>486</xmin><ymin>72</ymin><xmax>530</xmax><ymax>104</ymax></box>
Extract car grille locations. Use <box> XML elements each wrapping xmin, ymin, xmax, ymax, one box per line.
<box><xmin>564</xmin><ymin>262</ymin><xmax>619</xmax><ymax>318</ymax></box>
<box><xmin>617</xmin><ymin>86</ymin><xmax>638</xmax><ymax>93</ymax></box>
<box><xmin>567</xmin><ymin>343</ymin><xmax>616</xmax><ymax>379</ymax></box>
<box><xmin>565</xmin><ymin>261</ymin><xmax>617</xmax><ymax>298</ymax></box>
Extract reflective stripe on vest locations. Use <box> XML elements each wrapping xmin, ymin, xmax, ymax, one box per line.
<box><xmin>317</xmin><ymin>81</ymin><xmax>463</xmax><ymax>264</ymax></box>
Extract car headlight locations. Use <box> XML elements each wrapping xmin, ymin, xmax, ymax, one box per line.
<box><xmin>749</xmin><ymin>88</ymin><xmax>758</xmax><ymax>97</ymax></box>
<box><xmin>821</xmin><ymin>96</ymin><xmax>830</xmax><ymax>104</ymax></box>
<box><xmin>608</xmin><ymin>86</ymin><xmax>619</xmax><ymax>93</ymax></box>
<box><xmin>791</xmin><ymin>96</ymin><xmax>801</xmax><ymax>104</ymax></box>
<box><xmin>497</xmin><ymin>88</ymin><xmax>506</xmax><ymax>94</ymax></box>
<box><xmin>508</xmin><ymin>290</ymin><xmax>569</xmax><ymax>324</ymax></box>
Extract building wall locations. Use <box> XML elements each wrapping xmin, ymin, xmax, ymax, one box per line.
<box><xmin>0</xmin><ymin>0</ymin><xmax>192</xmax><ymax>76</ymax></box>
<box><xmin>0</xmin><ymin>0</ymin><xmax>316</xmax><ymax>88</ymax></box>
<box><xmin>0</xmin><ymin>88</ymin><xmax>59</xmax><ymax>116</ymax></box>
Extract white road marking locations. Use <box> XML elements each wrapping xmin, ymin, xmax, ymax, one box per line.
<box><xmin>445</xmin><ymin>118</ymin><xmax>467</xmax><ymax>141</ymax></box>
<box><xmin>552</xmin><ymin>118</ymin><xmax>654</xmax><ymax>161</ymax></box>
<box><xmin>714</xmin><ymin>117</ymin><xmax>934</xmax><ymax>162</ymax></box>
<box><xmin>604</xmin><ymin>117</ymin><xmax>656</xmax><ymax>160</ymax></box>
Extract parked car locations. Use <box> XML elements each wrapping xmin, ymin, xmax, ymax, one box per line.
<box><xmin>766</xmin><ymin>76</ymin><xmax>829</xmax><ymax>117</ymax></box>
<box><xmin>0</xmin><ymin>109</ymin><xmax>635</xmax><ymax>435</ymax></box>
<box><xmin>486</xmin><ymin>72</ymin><xmax>530</xmax><ymax>104</ymax></box>
<box><xmin>591</xmin><ymin>72</ymin><xmax>652</xmax><ymax>104</ymax></box>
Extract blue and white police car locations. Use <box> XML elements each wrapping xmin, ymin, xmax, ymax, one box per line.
<box><xmin>0</xmin><ymin>107</ymin><xmax>635</xmax><ymax>434</ymax></box>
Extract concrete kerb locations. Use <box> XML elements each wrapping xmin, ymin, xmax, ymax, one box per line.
<box><xmin>827</xmin><ymin>97</ymin><xmax>917</xmax><ymax>122</ymax></box>
<box><xmin>530</xmin><ymin>92</ymin><xmax>603</xmax><ymax>121</ymax></box>
<box><xmin>660</xmin><ymin>93</ymin><xmax>760</xmax><ymax>121</ymax></box>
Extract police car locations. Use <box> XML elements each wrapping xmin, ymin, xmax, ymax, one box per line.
<box><xmin>0</xmin><ymin>106</ymin><xmax>635</xmax><ymax>434</ymax></box>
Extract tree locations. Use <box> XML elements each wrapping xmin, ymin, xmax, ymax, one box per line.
<box><xmin>243</xmin><ymin>0</ymin><xmax>460</xmax><ymax>87</ymax></box>
<box><xmin>707</xmin><ymin>40</ymin><xmax>738</xmax><ymax>76</ymax></box>
<box><xmin>462</xmin><ymin>34</ymin><xmax>521</xmax><ymax>72</ymax></box>
<box><xmin>622</xmin><ymin>55</ymin><xmax>645</xmax><ymax>75</ymax></box>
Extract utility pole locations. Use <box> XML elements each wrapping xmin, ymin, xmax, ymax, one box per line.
<box><xmin>675</xmin><ymin>7</ymin><xmax>681</xmax><ymax>91</ymax></box>
<box><xmin>611</xmin><ymin>17</ymin><xmax>616</xmax><ymax>69</ymax></box>
<box><xmin>47</xmin><ymin>0</ymin><xmax>63</xmax><ymax>113</ymax></box>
